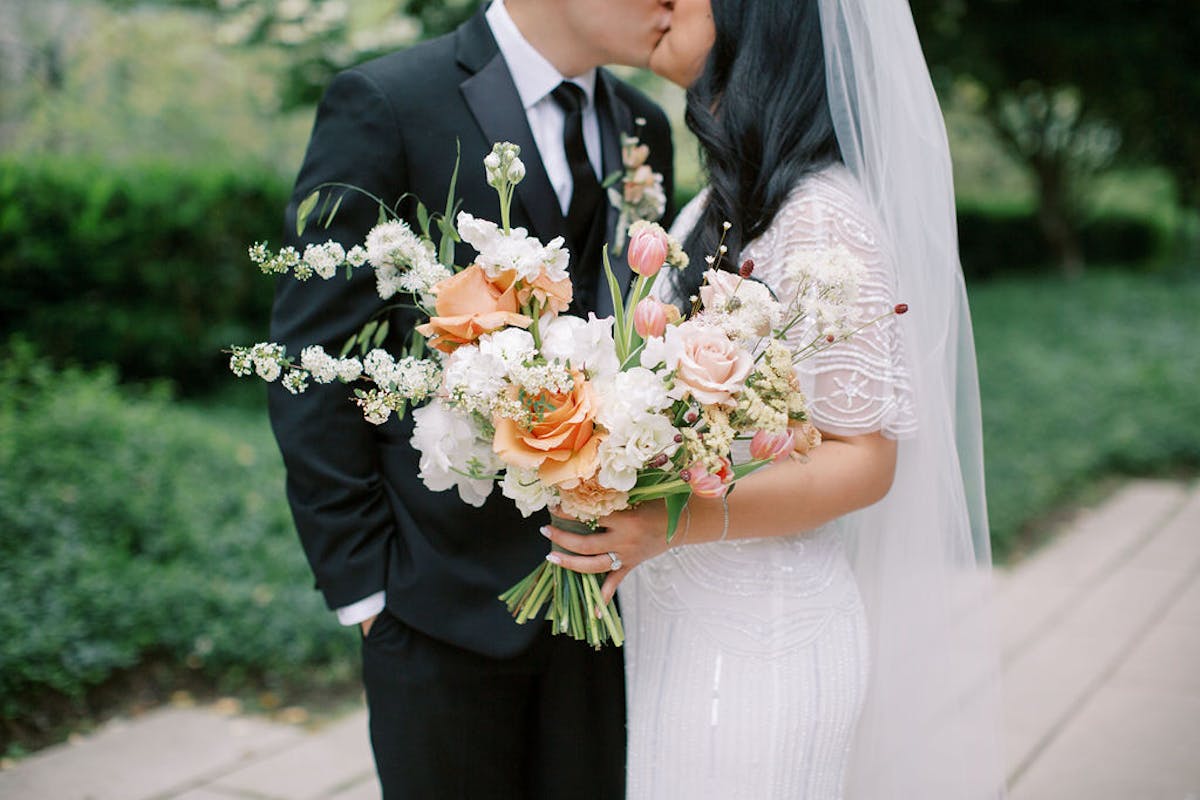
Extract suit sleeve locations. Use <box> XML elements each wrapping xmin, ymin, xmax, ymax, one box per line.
<box><xmin>268</xmin><ymin>68</ymin><xmax>406</xmax><ymax>610</ymax></box>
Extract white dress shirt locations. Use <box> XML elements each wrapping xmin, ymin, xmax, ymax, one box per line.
<box><xmin>335</xmin><ymin>0</ymin><xmax>602</xmax><ymax>627</ymax></box>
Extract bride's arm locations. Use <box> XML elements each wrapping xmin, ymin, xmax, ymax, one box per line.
<box><xmin>544</xmin><ymin>428</ymin><xmax>897</xmax><ymax>603</ymax></box>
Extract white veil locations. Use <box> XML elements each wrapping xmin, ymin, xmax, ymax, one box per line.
<box><xmin>816</xmin><ymin>0</ymin><xmax>1007</xmax><ymax>796</ymax></box>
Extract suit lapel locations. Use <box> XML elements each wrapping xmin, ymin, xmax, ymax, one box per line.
<box><xmin>595</xmin><ymin>69</ymin><xmax>635</xmax><ymax>319</ymax></box>
<box><xmin>457</xmin><ymin>12</ymin><xmax>566</xmax><ymax>244</ymax></box>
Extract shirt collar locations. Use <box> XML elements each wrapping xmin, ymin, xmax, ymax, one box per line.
<box><xmin>485</xmin><ymin>0</ymin><xmax>596</xmax><ymax>110</ymax></box>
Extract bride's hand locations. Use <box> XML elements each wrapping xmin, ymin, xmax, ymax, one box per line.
<box><xmin>543</xmin><ymin>500</ymin><xmax>672</xmax><ymax>605</ymax></box>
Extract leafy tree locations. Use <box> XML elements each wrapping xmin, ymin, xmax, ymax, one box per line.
<box><xmin>912</xmin><ymin>0</ymin><xmax>1195</xmax><ymax>271</ymax></box>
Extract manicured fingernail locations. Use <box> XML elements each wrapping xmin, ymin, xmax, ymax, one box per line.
<box><xmin>545</xmin><ymin>553</ymin><xmax>562</xmax><ymax>565</ymax></box>
<box><xmin>595</xmin><ymin>605</ymin><xmax>603</xmax><ymax>619</ymax></box>
<box><xmin>539</xmin><ymin>526</ymin><xmax>551</xmax><ymax>538</ymax></box>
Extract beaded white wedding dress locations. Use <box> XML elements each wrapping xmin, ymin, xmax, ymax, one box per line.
<box><xmin>621</xmin><ymin>165</ymin><xmax>915</xmax><ymax>800</ymax></box>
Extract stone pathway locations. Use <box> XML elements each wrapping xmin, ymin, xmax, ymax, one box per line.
<box><xmin>1</xmin><ymin>479</ymin><xmax>1197</xmax><ymax>799</ymax></box>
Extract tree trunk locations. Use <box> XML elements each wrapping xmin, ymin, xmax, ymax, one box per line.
<box><xmin>1032</xmin><ymin>157</ymin><xmax>1085</xmax><ymax>277</ymax></box>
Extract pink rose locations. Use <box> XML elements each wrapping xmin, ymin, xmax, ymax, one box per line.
<box><xmin>671</xmin><ymin>325</ymin><xmax>753</xmax><ymax>407</ymax></box>
<box><xmin>627</xmin><ymin>224</ymin><xmax>669</xmax><ymax>277</ymax></box>
<box><xmin>698</xmin><ymin>268</ymin><xmax>742</xmax><ymax>312</ymax></box>
<box><xmin>633</xmin><ymin>297</ymin><xmax>668</xmax><ymax>339</ymax></box>
<box><xmin>750</xmin><ymin>429</ymin><xmax>795</xmax><ymax>463</ymax></box>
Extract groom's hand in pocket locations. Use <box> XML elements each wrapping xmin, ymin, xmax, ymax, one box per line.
<box><xmin>360</xmin><ymin>615</ymin><xmax>378</xmax><ymax>637</ymax></box>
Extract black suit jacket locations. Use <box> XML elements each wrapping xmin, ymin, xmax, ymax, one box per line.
<box><xmin>268</xmin><ymin>7</ymin><xmax>675</xmax><ymax>658</ymax></box>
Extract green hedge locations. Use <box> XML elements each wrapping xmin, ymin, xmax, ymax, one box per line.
<box><xmin>0</xmin><ymin>344</ymin><xmax>355</xmax><ymax>742</ymax></box>
<box><xmin>971</xmin><ymin>269</ymin><xmax>1200</xmax><ymax>557</ymax></box>
<box><xmin>956</xmin><ymin>205</ymin><xmax>1165</xmax><ymax>280</ymax></box>
<box><xmin>0</xmin><ymin>159</ymin><xmax>289</xmax><ymax>393</ymax></box>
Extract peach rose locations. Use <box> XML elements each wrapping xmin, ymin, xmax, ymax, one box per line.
<box><xmin>509</xmin><ymin>270</ymin><xmax>573</xmax><ymax>317</ymax></box>
<box><xmin>415</xmin><ymin>265</ymin><xmax>531</xmax><ymax>353</ymax></box>
<box><xmin>493</xmin><ymin>373</ymin><xmax>604</xmax><ymax>488</ymax></box>
<box><xmin>672</xmin><ymin>326</ymin><xmax>753</xmax><ymax>407</ymax></box>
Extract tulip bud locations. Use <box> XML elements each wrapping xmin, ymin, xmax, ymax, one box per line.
<box><xmin>627</xmin><ymin>224</ymin><xmax>670</xmax><ymax>277</ymax></box>
<box><xmin>633</xmin><ymin>297</ymin><xmax>668</xmax><ymax>338</ymax></box>
<box><xmin>750</xmin><ymin>429</ymin><xmax>795</xmax><ymax>463</ymax></box>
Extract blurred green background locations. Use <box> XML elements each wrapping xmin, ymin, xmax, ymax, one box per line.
<box><xmin>1</xmin><ymin>0</ymin><xmax>1196</xmax><ymax>757</ymax></box>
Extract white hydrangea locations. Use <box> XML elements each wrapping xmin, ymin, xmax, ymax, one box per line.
<box><xmin>540</xmin><ymin>314</ymin><xmax>619</xmax><ymax>379</ymax></box>
<box><xmin>500</xmin><ymin>466</ymin><xmax>556</xmax><ymax>517</ymax></box>
<box><xmin>456</xmin><ymin>212</ymin><xmax>569</xmax><ymax>283</ymax></box>
<box><xmin>301</xmin><ymin>345</ymin><xmax>339</xmax><ymax>383</ymax></box>
<box><xmin>410</xmin><ymin>400</ymin><xmax>501</xmax><ymax>507</ymax></box>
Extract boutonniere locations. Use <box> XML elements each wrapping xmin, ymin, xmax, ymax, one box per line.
<box><xmin>604</xmin><ymin>118</ymin><xmax>667</xmax><ymax>256</ymax></box>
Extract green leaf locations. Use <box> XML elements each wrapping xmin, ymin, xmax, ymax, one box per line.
<box><xmin>296</xmin><ymin>190</ymin><xmax>320</xmax><ymax>237</ymax></box>
<box><xmin>601</xmin><ymin>169</ymin><xmax>623</xmax><ymax>189</ymax></box>
<box><xmin>322</xmin><ymin>193</ymin><xmax>344</xmax><ymax>230</ymax></box>
<box><xmin>339</xmin><ymin>335</ymin><xmax>356</xmax><ymax>358</ymax></box>
<box><xmin>357</xmin><ymin>320</ymin><xmax>379</xmax><ymax>353</ymax></box>
<box><xmin>416</xmin><ymin>202</ymin><xmax>430</xmax><ymax>237</ymax></box>
<box><xmin>377</xmin><ymin>204</ymin><xmax>388</xmax><ymax>226</ymax></box>
<box><xmin>602</xmin><ymin>247</ymin><xmax>627</xmax><ymax>354</ymax></box>
<box><xmin>444</xmin><ymin>139</ymin><xmax>461</xmax><ymax>222</ymax></box>
<box><xmin>664</xmin><ymin>492</ymin><xmax>691</xmax><ymax>543</ymax></box>
<box><xmin>373</xmin><ymin>319</ymin><xmax>390</xmax><ymax>348</ymax></box>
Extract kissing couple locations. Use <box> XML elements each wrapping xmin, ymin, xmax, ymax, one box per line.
<box><xmin>269</xmin><ymin>0</ymin><xmax>1006</xmax><ymax>797</ymax></box>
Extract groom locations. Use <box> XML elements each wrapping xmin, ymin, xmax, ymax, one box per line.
<box><xmin>268</xmin><ymin>0</ymin><xmax>675</xmax><ymax>797</ymax></box>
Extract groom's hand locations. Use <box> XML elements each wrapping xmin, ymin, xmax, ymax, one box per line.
<box><xmin>360</xmin><ymin>615</ymin><xmax>378</xmax><ymax>637</ymax></box>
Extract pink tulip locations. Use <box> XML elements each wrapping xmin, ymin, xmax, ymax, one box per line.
<box><xmin>627</xmin><ymin>225</ymin><xmax>669</xmax><ymax>277</ymax></box>
<box><xmin>686</xmin><ymin>460</ymin><xmax>731</xmax><ymax>498</ymax></box>
<box><xmin>633</xmin><ymin>297</ymin><xmax>668</xmax><ymax>338</ymax></box>
<box><xmin>750</xmin><ymin>429</ymin><xmax>795</xmax><ymax>463</ymax></box>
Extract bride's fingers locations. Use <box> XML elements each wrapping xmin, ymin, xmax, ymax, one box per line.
<box><xmin>546</xmin><ymin>550</ymin><xmax>612</xmax><ymax>575</ymax></box>
<box><xmin>600</xmin><ymin>569</ymin><xmax>628</xmax><ymax>605</ymax></box>
<box><xmin>540</xmin><ymin>524</ymin><xmax>614</xmax><ymax>556</ymax></box>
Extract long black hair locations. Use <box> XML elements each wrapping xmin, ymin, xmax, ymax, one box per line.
<box><xmin>673</xmin><ymin>0</ymin><xmax>841</xmax><ymax>301</ymax></box>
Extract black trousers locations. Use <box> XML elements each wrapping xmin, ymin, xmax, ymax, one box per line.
<box><xmin>361</xmin><ymin>608</ymin><xmax>627</xmax><ymax>799</ymax></box>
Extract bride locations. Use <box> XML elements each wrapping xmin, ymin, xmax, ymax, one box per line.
<box><xmin>544</xmin><ymin>0</ymin><xmax>1005</xmax><ymax>797</ymax></box>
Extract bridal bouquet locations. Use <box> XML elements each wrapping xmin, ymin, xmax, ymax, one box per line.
<box><xmin>231</xmin><ymin>142</ymin><xmax>902</xmax><ymax>648</ymax></box>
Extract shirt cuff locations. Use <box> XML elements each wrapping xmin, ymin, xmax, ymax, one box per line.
<box><xmin>335</xmin><ymin>591</ymin><xmax>386</xmax><ymax>626</ymax></box>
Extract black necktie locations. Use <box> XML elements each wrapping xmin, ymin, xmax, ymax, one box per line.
<box><xmin>550</xmin><ymin>82</ymin><xmax>604</xmax><ymax>259</ymax></box>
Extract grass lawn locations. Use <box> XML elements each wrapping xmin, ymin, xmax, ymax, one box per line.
<box><xmin>969</xmin><ymin>268</ymin><xmax>1200</xmax><ymax>561</ymax></box>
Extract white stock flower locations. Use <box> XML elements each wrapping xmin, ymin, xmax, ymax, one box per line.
<box><xmin>478</xmin><ymin>327</ymin><xmax>536</xmax><ymax>368</ymax></box>
<box><xmin>540</xmin><ymin>314</ymin><xmax>619</xmax><ymax>378</ymax></box>
<box><xmin>597</xmin><ymin>413</ymin><xmax>679</xmax><ymax>491</ymax></box>
<box><xmin>500</xmin><ymin>467</ymin><xmax>556</xmax><ymax>517</ymax></box>
<box><xmin>410</xmin><ymin>400</ymin><xmax>500</xmax><ymax>507</ymax></box>
<box><xmin>595</xmin><ymin>367</ymin><xmax>672</xmax><ymax>429</ymax></box>
<box><xmin>456</xmin><ymin>212</ymin><xmax>569</xmax><ymax>283</ymax></box>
